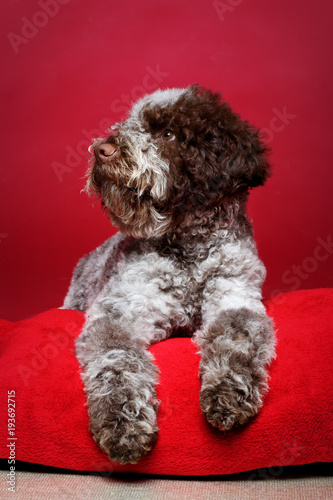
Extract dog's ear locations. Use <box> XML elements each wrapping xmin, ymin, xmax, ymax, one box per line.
<box><xmin>189</xmin><ymin>86</ymin><xmax>271</xmax><ymax>198</ymax></box>
<box><xmin>217</xmin><ymin>108</ymin><xmax>271</xmax><ymax>191</ymax></box>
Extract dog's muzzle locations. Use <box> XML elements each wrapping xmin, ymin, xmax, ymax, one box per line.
<box><xmin>94</xmin><ymin>143</ymin><xmax>118</xmax><ymax>164</ymax></box>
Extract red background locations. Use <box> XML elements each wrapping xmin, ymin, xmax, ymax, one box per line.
<box><xmin>1</xmin><ymin>0</ymin><xmax>332</xmax><ymax>321</ymax></box>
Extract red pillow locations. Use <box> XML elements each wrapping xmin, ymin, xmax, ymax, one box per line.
<box><xmin>0</xmin><ymin>289</ymin><xmax>332</xmax><ymax>475</ymax></box>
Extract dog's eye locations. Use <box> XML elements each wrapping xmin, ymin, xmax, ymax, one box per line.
<box><xmin>161</xmin><ymin>130</ymin><xmax>176</xmax><ymax>141</ymax></box>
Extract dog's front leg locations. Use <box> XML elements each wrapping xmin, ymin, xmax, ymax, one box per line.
<box><xmin>196</xmin><ymin>287</ymin><xmax>275</xmax><ymax>431</ymax></box>
<box><xmin>76</xmin><ymin>311</ymin><xmax>160</xmax><ymax>464</ymax></box>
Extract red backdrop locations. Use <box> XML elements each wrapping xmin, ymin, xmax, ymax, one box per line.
<box><xmin>1</xmin><ymin>0</ymin><xmax>332</xmax><ymax>321</ymax></box>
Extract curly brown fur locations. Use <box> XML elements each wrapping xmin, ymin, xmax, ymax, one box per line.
<box><xmin>63</xmin><ymin>85</ymin><xmax>275</xmax><ymax>464</ymax></box>
<box><xmin>87</xmin><ymin>85</ymin><xmax>270</xmax><ymax>239</ymax></box>
<box><xmin>141</xmin><ymin>86</ymin><xmax>270</xmax><ymax>217</ymax></box>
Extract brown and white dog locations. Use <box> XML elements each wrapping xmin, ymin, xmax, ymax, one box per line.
<box><xmin>63</xmin><ymin>85</ymin><xmax>275</xmax><ymax>464</ymax></box>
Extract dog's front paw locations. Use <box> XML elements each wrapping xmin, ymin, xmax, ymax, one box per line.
<box><xmin>200</xmin><ymin>372</ymin><xmax>264</xmax><ymax>431</ymax></box>
<box><xmin>87</xmin><ymin>390</ymin><xmax>159</xmax><ymax>464</ymax></box>
<box><xmin>92</xmin><ymin>414</ymin><xmax>158</xmax><ymax>464</ymax></box>
<box><xmin>80</xmin><ymin>344</ymin><xmax>160</xmax><ymax>464</ymax></box>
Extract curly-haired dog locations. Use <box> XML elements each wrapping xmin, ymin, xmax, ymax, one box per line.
<box><xmin>63</xmin><ymin>85</ymin><xmax>275</xmax><ymax>464</ymax></box>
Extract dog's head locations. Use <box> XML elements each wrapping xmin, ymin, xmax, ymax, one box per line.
<box><xmin>88</xmin><ymin>85</ymin><xmax>270</xmax><ymax>239</ymax></box>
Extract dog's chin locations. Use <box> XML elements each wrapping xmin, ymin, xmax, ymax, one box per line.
<box><xmin>87</xmin><ymin>157</ymin><xmax>173</xmax><ymax>239</ymax></box>
<box><xmin>90</xmin><ymin>182</ymin><xmax>171</xmax><ymax>239</ymax></box>
<box><xmin>109</xmin><ymin>209</ymin><xmax>172</xmax><ymax>239</ymax></box>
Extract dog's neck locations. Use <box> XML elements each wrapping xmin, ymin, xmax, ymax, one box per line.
<box><xmin>149</xmin><ymin>195</ymin><xmax>253</xmax><ymax>261</ymax></box>
<box><xmin>171</xmin><ymin>195</ymin><xmax>251</xmax><ymax>239</ymax></box>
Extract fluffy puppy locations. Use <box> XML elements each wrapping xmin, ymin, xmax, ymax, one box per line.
<box><xmin>63</xmin><ymin>85</ymin><xmax>275</xmax><ymax>464</ymax></box>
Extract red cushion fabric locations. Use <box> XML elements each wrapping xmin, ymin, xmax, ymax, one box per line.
<box><xmin>0</xmin><ymin>289</ymin><xmax>332</xmax><ymax>476</ymax></box>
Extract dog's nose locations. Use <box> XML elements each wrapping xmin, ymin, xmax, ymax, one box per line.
<box><xmin>94</xmin><ymin>143</ymin><xmax>118</xmax><ymax>163</ymax></box>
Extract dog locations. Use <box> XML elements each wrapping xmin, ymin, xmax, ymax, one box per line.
<box><xmin>63</xmin><ymin>85</ymin><xmax>275</xmax><ymax>464</ymax></box>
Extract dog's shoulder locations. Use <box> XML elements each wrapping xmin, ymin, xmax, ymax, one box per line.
<box><xmin>63</xmin><ymin>232</ymin><xmax>133</xmax><ymax>311</ymax></box>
